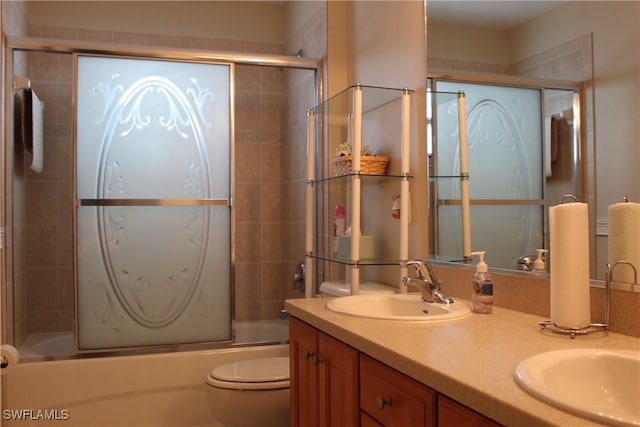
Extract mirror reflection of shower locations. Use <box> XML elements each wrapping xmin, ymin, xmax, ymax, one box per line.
<box><xmin>6</xmin><ymin>41</ymin><xmax>316</xmax><ymax>359</ymax></box>
<box><xmin>428</xmin><ymin>76</ymin><xmax>581</xmax><ymax>270</ymax></box>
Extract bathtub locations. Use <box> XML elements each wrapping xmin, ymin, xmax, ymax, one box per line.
<box><xmin>18</xmin><ymin>332</ymin><xmax>74</xmax><ymax>359</ymax></box>
<box><xmin>5</xmin><ymin>343</ymin><xmax>290</xmax><ymax>426</ymax></box>
<box><xmin>6</xmin><ymin>320</ymin><xmax>290</xmax><ymax>426</ymax></box>
<box><xmin>16</xmin><ymin>319</ymin><xmax>289</xmax><ymax>360</ymax></box>
<box><xmin>233</xmin><ymin>318</ymin><xmax>289</xmax><ymax>344</ymax></box>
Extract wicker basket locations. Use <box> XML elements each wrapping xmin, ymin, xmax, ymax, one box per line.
<box><xmin>333</xmin><ymin>155</ymin><xmax>390</xmax><ymax>176</ymax></box>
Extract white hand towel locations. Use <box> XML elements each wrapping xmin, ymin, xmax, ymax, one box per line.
<box><xmin>30</xmin><ymin>90</ymin><xmax>44</xmax><ymax>173</ymax></box>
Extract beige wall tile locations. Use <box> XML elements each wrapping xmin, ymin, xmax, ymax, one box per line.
<box><xmin>260</xmin><ymin>93</ymin><xmax>284</xmax><ymax>133</ymax></box>
<box><xmin>260</xmin><ymin>143</ymin><xmax>282</xmax><ymax>183</ymax></box>
<box><xmin>26</xmin><ymin>181</ymin><xmax>57</xmax><ymax>225</ymax></box>
<box><xmin>235</xmin><ymin>222</ymin><xmax>262</xmax><ymax>263</ymax></box>
<box><xmin>235</xmin><ymin>182</ymin><xmax>261</xmax><ymax>222</ymax></box>
<box><xmin>235</xmin><ymin>143</ymin><xmax>261</xmax><ymax>182</ymax></box>
<box><xmin>28</xmin><ymin>268</ymin><xmax>58</xmax><ymax>312</ymax></box>
<box><xmin>262</xmin><ymin>223</ymin><xmax>284</xmax><ymax>262</ymax></box>
<box><xmin>27</xmin><ymin>225</ymin><xmax>58</xmax><ymax>268</ymax></box>
<box><xmin>235</xmin><ymin>92</ymin><xmax>262</xmax><ymax>131</ymax></box>
<box><xmin>28</xmin><ymin>311</ymin><xmax>59</xmax><ymax>333</ymax></box>
<box><xmin>112</xmin><ymin>32</ymin><xmax>150</xmax><ymax>46</ymax></box>
<box><xmin>261</xmin><ymin>67</ymin><xmax>286</xmax><ymax>93</ymax></box>
<box><xmin>262</xmin><ymin>262</ymin><xmax>286</xmax><ymax>300</ymax></box>
<box><xmin>76</xmin><ymin>28</ymin><xmax>114</xmax><ymax>43</ymax></box>
<box><xmin>234</xmin><ymin>262</ymin><xmax>262</xmax><ymax>302</ymax></box>
<box><xmin>261</xmin><ymin>300</ymin><xmax>285</xmax><ymax>320</ymax></box>
<box><xmin>260</xmin><ymin>182</ymin><xmax>283</xmax><ymax>222</ymax></box>
<box><xmin>235</xmin><ymin>65</ymin><xmax>261</xmax><ymax>92</ymax></box>
<box><xmin>234</xmin><ymin>301</ymin><xmax>262</xmax><ymax>322</ymax></box>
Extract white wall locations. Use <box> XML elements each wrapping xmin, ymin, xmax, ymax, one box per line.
<box><xmin>24</xmin><ymin>1</ymin><xmax>286</xmax><ymax>44</ymax></box>
<box><xmin>510</xmin><ymin>1</ymin><xmax>640</xmax><ymax>221</ymax></box>
<box><xmin>347</xmin><ymin>1</ymin><xmax>428</xmax><ymax>284</ymax></box>
<box><xmin>427</xmin><ymin>21</ymin><xmax>510</xmax><ymax>65</ymax></box>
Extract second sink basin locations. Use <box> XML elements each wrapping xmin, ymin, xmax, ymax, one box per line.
<box><xmin>325</xmin><ymin>293</ymin><xmax>471</xmax><ymax>321</ymax></box>
<box><xmin>515</xmin><ymin>348</ymin><xmax>640</xmax><ymax>426</ymax></box>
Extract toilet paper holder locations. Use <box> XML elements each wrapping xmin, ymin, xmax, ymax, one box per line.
<box><xmin>539</xmin><ymin>260</ymin><xmax>637</xmax><ymax>339</ymax></box>
<box><xmin>0</xmin><ymin>344</ymin><xmax>20</xmax><ymax>375</ymax></box>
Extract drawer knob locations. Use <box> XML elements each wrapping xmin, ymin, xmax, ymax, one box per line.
<box><xmin>375</xmin><ymin>395</ymin><xmax>392</xmax><ymax>410</ymax></box>
<box><xmin>303</xmin><ymin>351</ymin><xmax>324</xmax><ymax>366</ymax></box>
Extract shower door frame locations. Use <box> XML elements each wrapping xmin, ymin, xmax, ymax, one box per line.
<box><xmin>3</xmin><ymin>36</ymin><xmax>320</xmax><ymax>356</ymax></box>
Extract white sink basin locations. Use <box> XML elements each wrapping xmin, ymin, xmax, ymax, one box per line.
<box><xmin>515</xmin><ymin>348</ymin><xmax>640</xmax><ymax>426</ymax></box>
<box><xmin>325</xmin><ymin>294</ymin><xmax>471</xmax><ymax>321</ymax></box>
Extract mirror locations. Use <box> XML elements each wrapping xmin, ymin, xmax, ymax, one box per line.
<box><xmin>426</xmin><ymin>1</ymin><xmax>640</xmax><ymax>283</ymax></box>
<box><xmin>427</xmin><ymin>79</ymin><xmax>580</xmax><ymax>271</ymax></box>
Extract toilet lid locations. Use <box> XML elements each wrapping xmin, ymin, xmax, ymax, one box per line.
<box><xmin>207</xmin><ymin>357</ymin><xmax>290</xmax><ymax>391</ymax></box>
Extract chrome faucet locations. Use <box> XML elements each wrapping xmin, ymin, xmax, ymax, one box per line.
<box><xmin>401</xmin><ymin>260</ymin><xmax>454</xmax><ymax>304</ymax></box>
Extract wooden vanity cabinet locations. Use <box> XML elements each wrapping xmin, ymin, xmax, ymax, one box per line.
<box><xmin>290</xmin><ymin>316</ymin><xmax>502</xmax><ymax>427</ymax></box>
<box><xmin>360</xmin><ymin>354</ymin><xmax>436</xmax><ymax>427</ymax></box>
<box><xmin>289</xmin><ymin>317</ymin><xmax>359</xmax><ymax>427</ymax></box>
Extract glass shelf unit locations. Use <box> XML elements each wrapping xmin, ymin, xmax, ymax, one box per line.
<box><xmin>305</xmin><ymin>84</ymin><xmax>414</xmax><ymax>296</ymax></box>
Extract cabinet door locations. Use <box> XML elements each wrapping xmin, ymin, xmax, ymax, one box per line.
<box><xmin>360</xmin><ymin>354</ymin><xmax>435</xmax><ymax>427</ymax></box>
<box><xmin>318</xmin><ymin>332</ymin><xmax>359</xmax><ymax>427</ymax></box>
<box><xmin>438</xmin><ymin>396</ymin><xmax>502</xmax><ymax>427</ymax></box>
<box><xmin>290</xmin><ymin>317</ymin><xmax>320</xmax><ymax>427</ymax></box>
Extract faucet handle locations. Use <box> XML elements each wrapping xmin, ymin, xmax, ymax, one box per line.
<box><xmin>404</xmin><ymin>260</ymin><xmax>429</xmax><ymax>279</ymax></box>
<box><xmin>403</xmin><ymin>260</ymin><xmax>442</xmax><ymax>287</ymax></box>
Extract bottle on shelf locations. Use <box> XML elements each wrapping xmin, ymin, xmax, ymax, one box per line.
<box><xmin>333</xmin><ymin>205</ymin><xmax>346</xmax><ymax>257</ymax></box>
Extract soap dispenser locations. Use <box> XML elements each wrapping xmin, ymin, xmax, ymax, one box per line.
<box><xmin>470</xmin><ymin>251</ymin><xmax>493</xmax><ymax>314</ymax></box>
<box><xmin>533</xmin><ymin>249</ymin><xmax>548</xmax><ymax>273</ymax></box>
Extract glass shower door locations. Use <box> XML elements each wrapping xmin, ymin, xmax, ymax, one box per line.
<box><xmin>75</xmin><ymin>55</ymin><xmax>231</xmax><ymax>351</ymax></box>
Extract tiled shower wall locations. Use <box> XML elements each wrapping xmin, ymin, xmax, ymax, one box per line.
<box><xmin>234</xmin><ymin>63</ymin><xmax>293</xmax><ymax>321</ymax></box>
<box><xmin>12</xmin><ymin>47</ymin><xmax>74</xmax><ymax>346</ymax></box>
<box><xmin>0</xmin><ymin>2</ymin><xmax>26</xmax><ymax>352</ymax></box>
<box><xmin>8</xmin><ymin>24</ymin><xmax>316</xmax><ymax>345</ymax></box>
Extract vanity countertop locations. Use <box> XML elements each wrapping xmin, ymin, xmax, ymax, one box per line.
<box><xmin>285</xmin><ymin>295</ymin><xmax>640</xmax><ymax>427</ymax></box>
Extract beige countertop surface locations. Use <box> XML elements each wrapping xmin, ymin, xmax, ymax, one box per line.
<box><xmin>285</xmin><ymin>295</ymin><xmax>640</xmax><ymax>427</ymax></box>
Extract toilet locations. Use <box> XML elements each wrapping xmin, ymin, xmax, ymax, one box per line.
<box><xmin>319</xmin><ymin>280</ymin><xmax>396</xmax><ymax>297</ymax></box>
<box><xmin>205</xmin><ymin>356</ymin><xmax>290</xmax><ymax>427</ymax></box>
<box><xmin>205</xmin><ymin>281</ymin><xmax>392</xmax><ymax>426</ymax></box>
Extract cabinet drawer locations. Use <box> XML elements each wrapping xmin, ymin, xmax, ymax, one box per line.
<box><xmin>438</xmin><ymin>395</ymin><xmax>502</xmax><ymax>427</ymax></box>
<box><xmin>361</xmin><ymin>411</ymin><xmax>384</xmax><ymax>427</ymax></box>
<box><xmin>360</xmin><ymin>354</ymin><xmax>435</xmax><ymax>427</ymax></box>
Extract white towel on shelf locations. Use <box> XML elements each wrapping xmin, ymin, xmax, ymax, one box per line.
<box><xmin>29</xmin><ymin>89</ymin><xmax>44</xmax><ymax>173</ymax></box>
<box><xmin>544</xmin><ymin>115</ymin><xmax>552</xmax><ymax>177</ymax></box>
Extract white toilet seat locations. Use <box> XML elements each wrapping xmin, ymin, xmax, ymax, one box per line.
<box><xmin>206</xmin><ymin>356</ymin><xmax>290</xmax><ymax>391</ymax></box>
